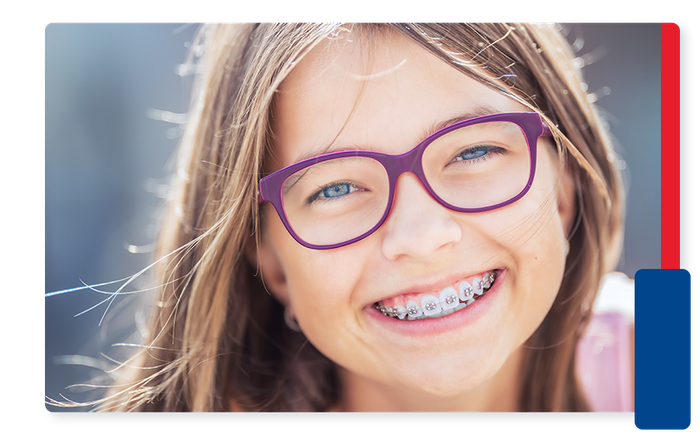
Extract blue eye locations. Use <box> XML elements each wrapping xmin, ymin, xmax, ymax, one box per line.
<box><xmin>455</xmin><ymin>146</ymin><xmax>488</xmax><ymax>162</ymax></box>
<box><xmin>322</xmin><ymin>183</ymin><xmax>351</xmax><ymax>198</ymax></box>
<box><xmin>452</xmin><ymin>145</ymin><xmax>505</xmax><ymax>164</ymax></box>
<box><xmin>307</xmin><ymin>182</ymin><xmax>358</xmax><ymax>204</ymax></box>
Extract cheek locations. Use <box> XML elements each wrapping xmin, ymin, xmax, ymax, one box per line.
<box><xmin>493</xmin><ymin>145</ymin><xmax>567</xmax><ymax>263</ymax></box>
<box><xmin>480</xmin><ymin>191</ymin><xmax>563</xmax><ymax>264</ymax></box>
<box><xmin>267</xmin><ymin>213</ymin><xmax>367</xmax><ymax>322</ymax></box>
<box><xmin>277</xmin><ymin>242</ymin><xmax>381</xmax><ymax>371</ymax></box>
<box><xmin>474</xmin><ymin>158</ymin><xmax>568</xmax><ymax>334</ymax></box>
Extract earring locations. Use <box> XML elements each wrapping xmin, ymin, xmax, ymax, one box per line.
<box><xmin>564</xmin><ymin>239</ymin><xmax>570</xmax><ymax>256</ymax></box>
<box><xmin>284</xmin><ymin>306</ymin><xmax>301</xmax><ymax>332</ymax></box>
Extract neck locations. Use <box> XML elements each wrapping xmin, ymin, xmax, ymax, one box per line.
<box><xmin>335</xmin><ymin>347</ymin><xmax>523</xmax><ymax>412</ymax></box>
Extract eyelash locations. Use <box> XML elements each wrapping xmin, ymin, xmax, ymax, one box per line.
<box><xmin>307</xmin><ymin>181</ymin><xmax>361</xmax><ymax>204</ymax></box>
<box><xmin>451</xmin><ymin>145</ymin><xmax>506</xmax><ymax>164</ymax></box>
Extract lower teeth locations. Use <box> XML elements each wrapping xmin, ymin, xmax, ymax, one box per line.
<box><xmin>375</xmin><ymin>271</ymin><xmax>496</xmax><ymax>321</ymax></box>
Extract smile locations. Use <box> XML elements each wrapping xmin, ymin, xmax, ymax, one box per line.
<box><xmin>374</xmin><ymin>270</ymin><xmax>497</xmax><ymax>321</ymax></box>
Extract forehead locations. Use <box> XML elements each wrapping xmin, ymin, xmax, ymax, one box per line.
<box><xmin>271</xmin><ymin>28</ymin><xmax>526</xmax><ymax>170</ymax></box>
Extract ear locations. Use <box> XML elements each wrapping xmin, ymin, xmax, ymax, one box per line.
<box><xmin>556</xmin><ymin>162</ymin><xmax>577</xmax><ymax>238</ymax></box>
<box><xmin>245</xmin><ymin>230</ymin><xmax>291</xmax><ymax>305</ymax></box>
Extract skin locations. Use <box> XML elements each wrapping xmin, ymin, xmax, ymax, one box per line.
<box><xmin>256</xmin><ymin>29</ymin><xmax>575</xmax><ymax>412</ymax></box>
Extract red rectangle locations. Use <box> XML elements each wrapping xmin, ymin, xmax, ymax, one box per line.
<box><xmin>660</xmin><ymin>23</ymin><xmax>680</xmax><ymax>269</ymax></box>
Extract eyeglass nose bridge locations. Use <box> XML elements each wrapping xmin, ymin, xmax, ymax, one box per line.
<box><xmin>376</xmin><ymin>137</ymin><xmax>436</xmax><ymax>212</ymax></box>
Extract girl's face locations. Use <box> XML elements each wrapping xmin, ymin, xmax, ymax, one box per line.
<box><xmin>259</xmin><ymin>30</ymin><xmax>574</xmax><ymax>408</ymax></box>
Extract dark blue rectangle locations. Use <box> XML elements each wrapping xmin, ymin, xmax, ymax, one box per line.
<box><xmin>635</xmin><ymin>269</ymin><xmax>690</xmax><ymax>429</ymax></box>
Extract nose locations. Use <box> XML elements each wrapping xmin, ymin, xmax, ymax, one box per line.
<box><xmin>381</xmin><ymin>173</ymin><xmax>462</xmax><ymax>261</ymax></box>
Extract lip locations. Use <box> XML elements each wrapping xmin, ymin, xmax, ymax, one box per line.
<box><xmin>363</xmin><ymin>268</ymin><xmax>506</xmax><ymax>338</ymax></box>
<box><xmin>367</xmin><ymin>267</ymin><xmax>503</xmax><ymax>307</ymax></box>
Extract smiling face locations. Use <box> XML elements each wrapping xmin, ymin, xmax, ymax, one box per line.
<box><xmin>257</xmin><ymin>29</ymin><xmax>575</xmax><ymax>411</ymax></box>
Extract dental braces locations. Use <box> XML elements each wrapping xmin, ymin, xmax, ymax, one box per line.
<box><xmin>376</xmin><ymin>271</ymin><xmax>496</xmax><ymax>320</ymax></box>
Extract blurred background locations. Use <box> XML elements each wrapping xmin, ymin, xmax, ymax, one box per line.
<box><xmin>44</xmin><ymin>23</ymin><xmax>661</xmax><ymax>410</ymax></box>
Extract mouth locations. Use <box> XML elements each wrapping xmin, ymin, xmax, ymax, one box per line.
<box><xmin>373</xmin><ymin>270</ymin><xmax>498</xmax><ymax>321</ymax></box>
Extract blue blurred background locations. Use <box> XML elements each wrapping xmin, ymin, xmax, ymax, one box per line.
<box><xmin>44</xmin><ymin>23</ymin><xmax>661</xmax><ymax>410</ymax></box>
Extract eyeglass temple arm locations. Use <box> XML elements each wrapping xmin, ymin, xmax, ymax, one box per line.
<box><xmin>542</xmin><ymin>121</ymin><xmax>553</xmax><ymax>138</ymax></box>
<box><xmin>258</xmin><ymin>183</ymin><xmax>266</xmax><ymax>204</ymax></box>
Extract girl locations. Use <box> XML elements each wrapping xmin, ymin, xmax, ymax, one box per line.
<box><xmin>96</xmin><ymin>23</ymin><xmax>625</xmax><ymax>412</ymax></box>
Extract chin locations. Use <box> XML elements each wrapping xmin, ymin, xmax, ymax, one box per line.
<box><xmin>390</xmin><ymin>348</ymin><xmax>507</xmax><ymax>400</ymax></box>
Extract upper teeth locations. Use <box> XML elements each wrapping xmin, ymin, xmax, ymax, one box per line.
<box><xmin>377</xmin><ymin>271</ymin><xmax>496</xmax><ymax>320</ymax></box>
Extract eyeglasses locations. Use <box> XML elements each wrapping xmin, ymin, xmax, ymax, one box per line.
<box><xmin>259</xmin><ymin>112</ymin><xmax>552</xmax><ymax>250</ymax></box>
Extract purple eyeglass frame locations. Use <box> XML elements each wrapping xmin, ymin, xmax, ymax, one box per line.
<box><xmin>259</xmin><ymin>112</ymin><xmax>552</xmax><ymax>250</ymax></box>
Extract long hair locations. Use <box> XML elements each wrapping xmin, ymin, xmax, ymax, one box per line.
<box><xmin>100</xmin><ymin>23</ymin><xmax>624</xmax><ymax>412</ymax></box>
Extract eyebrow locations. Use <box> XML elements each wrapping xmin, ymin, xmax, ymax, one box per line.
<box><xmin>281</xmin><ymin>156</ymin><xmax>359</xmax><ymax>196</ymax></box>
<box><xmin>290</xmin><ymin>104</ymin><xmax>506</xmax><ymax>164</ymax></box>
<box><xmin>291</xmin><ymin>143</ymin><xmax>363</xmax><ymax>165</ymax></box>
<box><xmin>418</xmin><ymin>105</ymin><xmax>504</xmax><ymax>141</ymax></box>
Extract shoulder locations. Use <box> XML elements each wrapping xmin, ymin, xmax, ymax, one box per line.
<box><xmin>576</xmin><ymin>272</ymin><xmax>634</xmax><ymax>412</ymax></box>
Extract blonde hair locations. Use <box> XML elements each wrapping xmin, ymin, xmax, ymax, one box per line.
<box><xmin>98</xmin><ymin>23</ymin><xmax>623</xmax><ymax>412</ymax></box>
